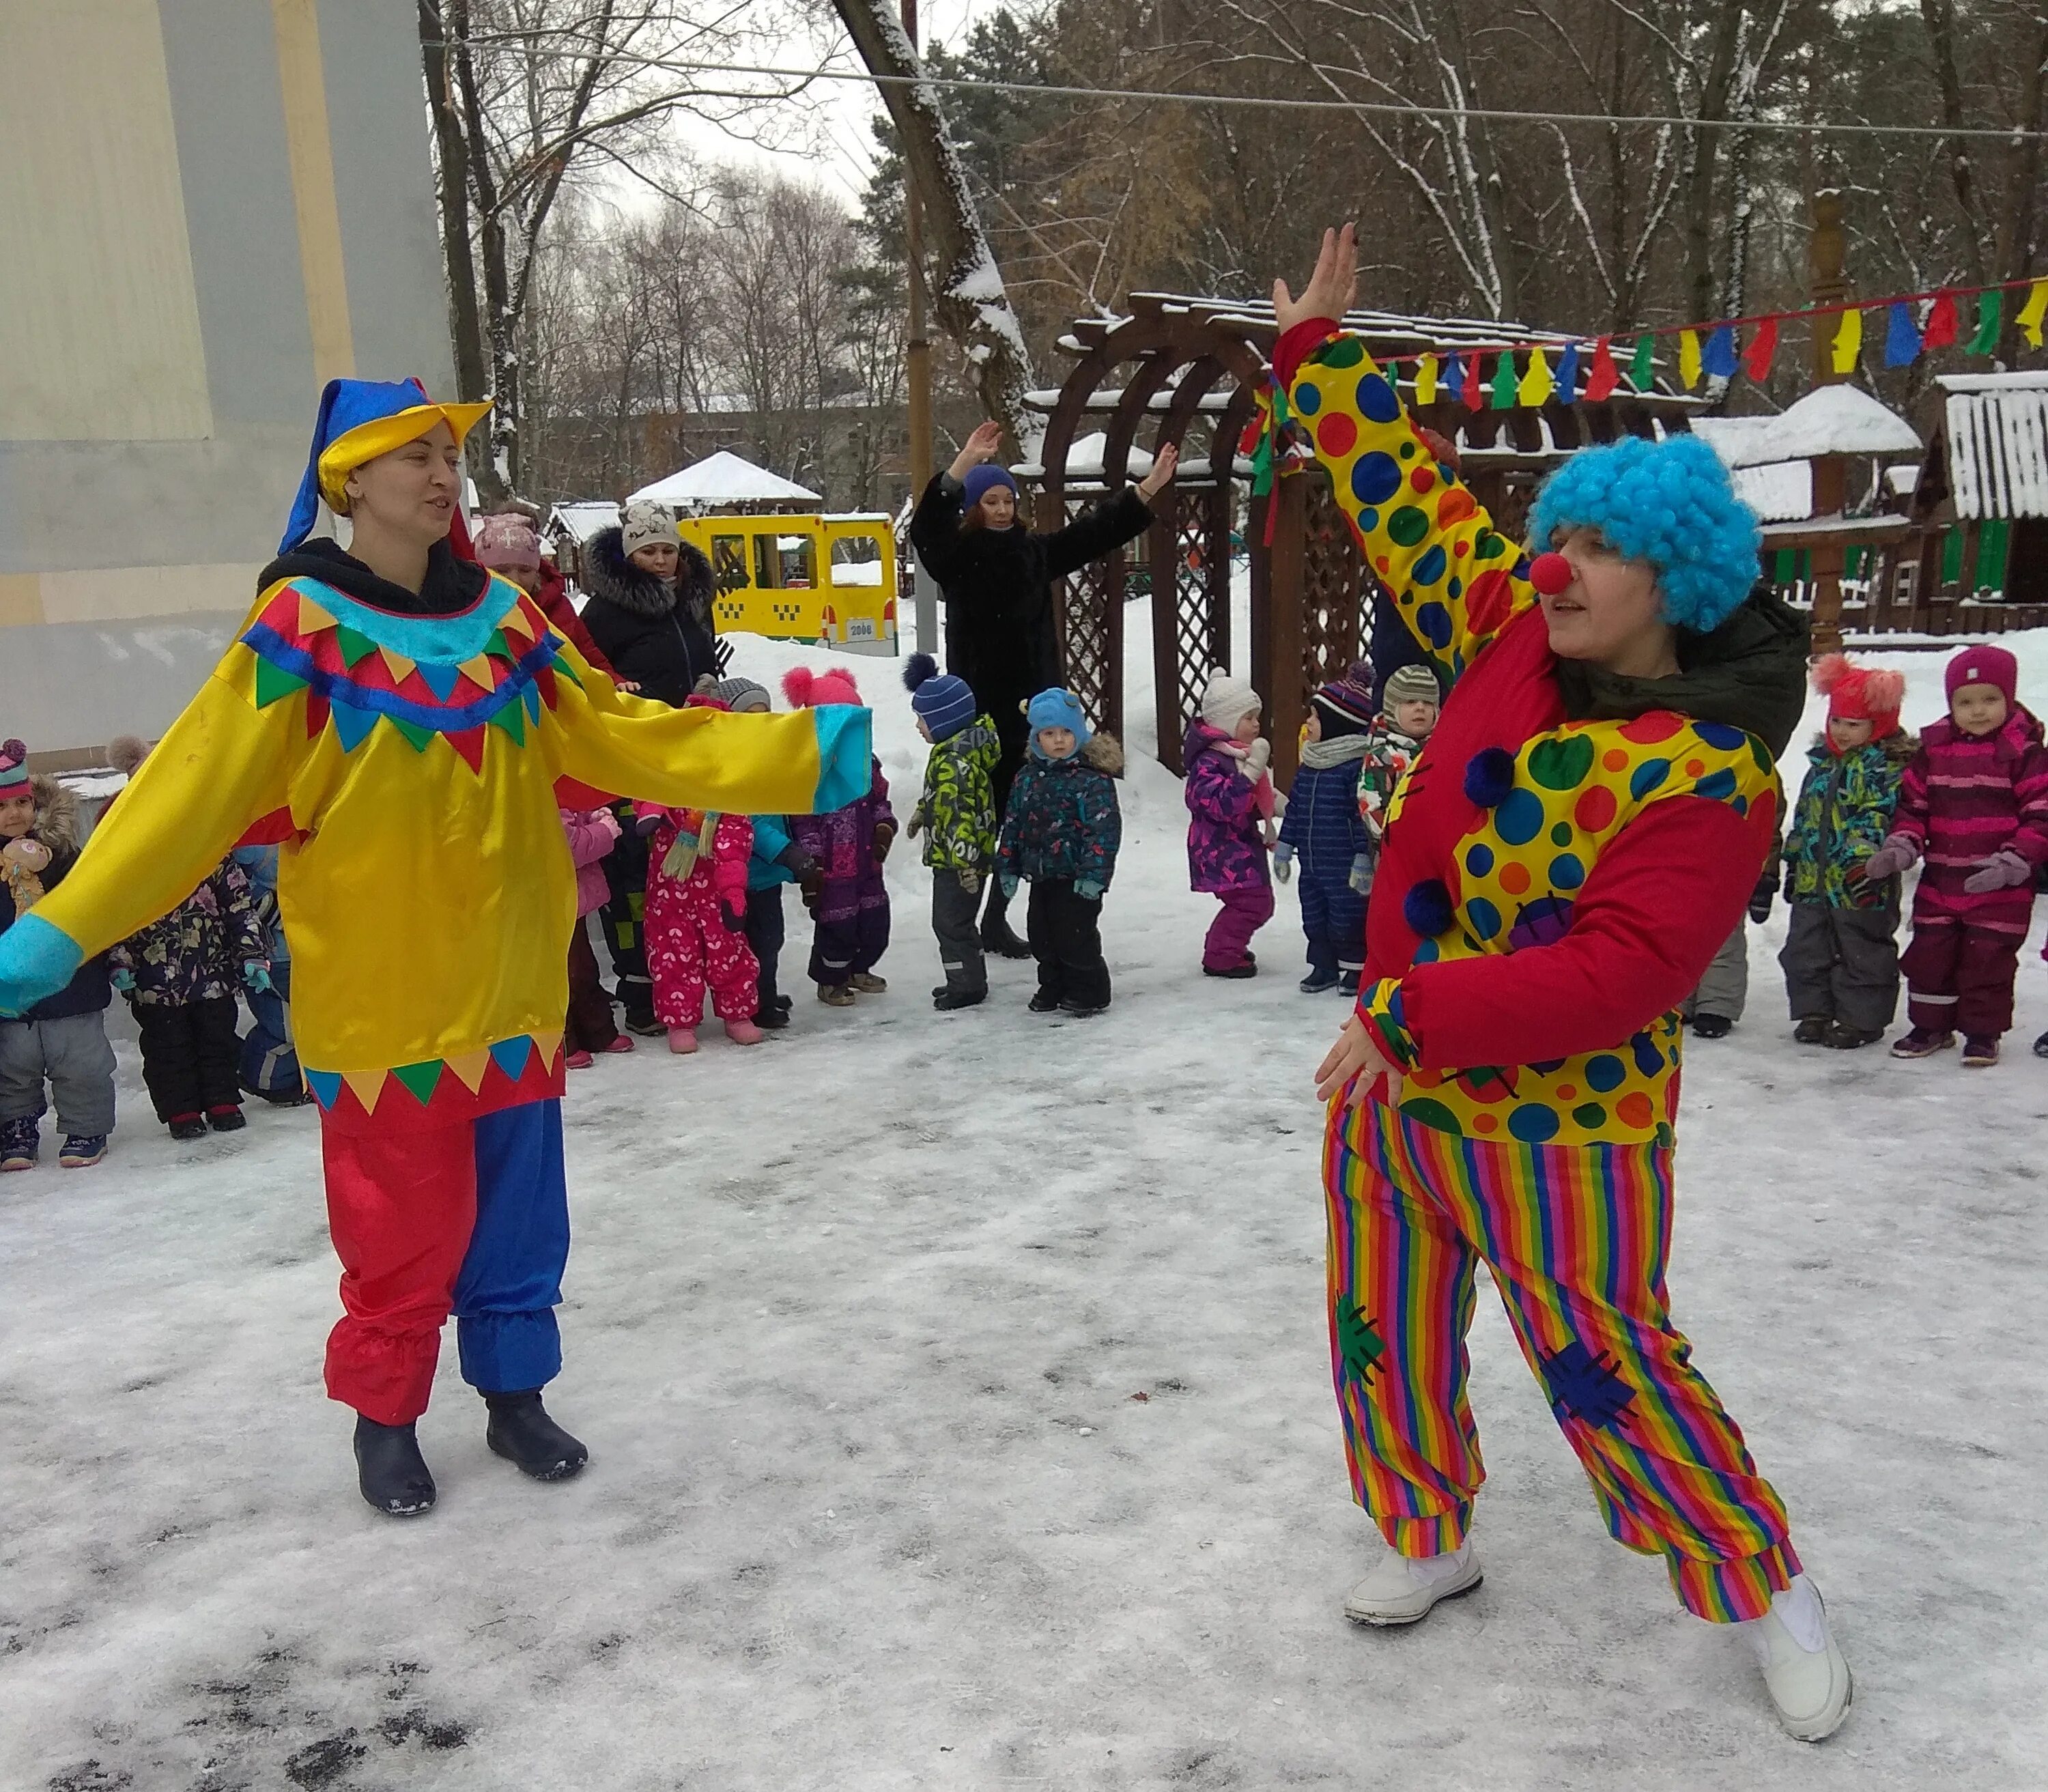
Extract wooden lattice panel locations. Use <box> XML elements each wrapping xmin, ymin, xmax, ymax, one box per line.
<box><xmin>1300</xmin><ymin>477</ymin><xmax>1365</xmax><ymax>706</ymax></box>
<box><xmin>1051</xmin><ymin>506</ymin><xmax>1124</xmax><ymax>741</ymax></box>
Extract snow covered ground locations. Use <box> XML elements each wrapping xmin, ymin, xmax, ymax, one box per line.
<box><xmin>5</xmin><ymin>608</ymin><xmax>2047</xmax><ymax>1790</ymax></box>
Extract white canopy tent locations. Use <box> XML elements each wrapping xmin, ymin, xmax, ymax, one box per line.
<box><xmin>627</xmin><ymin>451</ymin><xmax>822</xmax><ymax>513</ymax></box>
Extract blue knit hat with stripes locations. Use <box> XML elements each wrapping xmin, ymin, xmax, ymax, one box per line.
<box><xmin>903</xmin><ymin>653</ymin><xmax>979</xmax><ymax>743</ymax></box>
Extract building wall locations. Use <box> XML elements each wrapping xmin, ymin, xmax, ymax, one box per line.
<box><xmin>0</xmin><ymin>0</ymin><xmax>453</xmax><ymax>759</ymax></box>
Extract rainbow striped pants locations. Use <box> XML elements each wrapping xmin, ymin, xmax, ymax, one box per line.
<box><xmin>1324</xmin><ymin>1099</ymin><xmax>1800</xmax><ymax>1622</ymax></box>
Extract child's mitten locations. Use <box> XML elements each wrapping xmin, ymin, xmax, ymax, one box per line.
<box><xmin>1748</xmin><ymin>868</ymin><xmax>1774</xmax><ymax>924</ymax></box>
<box><xmin>1000</xmin><ymin>872</ymin><xmax>1019</xmax><ymax>900</ymax></box>
<box><xmin>872</xmin><ymin>821</ymin><xmax>896</xmax><ymax>865</ymax></box>
<box><xmin>1861</xmin><ymin>834</ymin><xmax>1918</xmax><ymax>881</ymax></box>
<box><xmin>1236</xmin><ymin>737</ymin><xmax>1272</xmax><ymax>783</ymax></box>
<box><xmin>960</xmin><ymin>868</ymin><xmax>982</xmax><ymax>896</ymax></box>
<box><xmin>720</xmin><ymin>894</ymin><xmax>748</xmax><ymax>932</ymax></box>
<box><xmin>1272</xmin><ymin>841</ymin><xmax>1294</xmax><ymax>884</ymax></box>
<box><xmin>1348</xmin><ymin>851</ymin><xmax>1375</xmax><ymax>896</ymax></box>
<box><xmin>243</xmin><ymin>961</ymin><xmax>272</xmax><ymax>993</ymax></box>
<box><xmin>1075</xmin><ymin>879</ymin><xmax>1104</xmax><ymax>901</ymax></box>
<box><xmin>1963</xmin><ymin>848</ymin><xmax>2033</xmax><ymax>894</ymax></box>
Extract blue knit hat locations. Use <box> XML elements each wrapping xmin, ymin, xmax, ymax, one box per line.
<box><xmin>1526</xmin><ymin>435</ymin><xmax>1761</xmax><ymax>634</ymax></box>
<box><xmin>1026</xmin><ymin>687</ymin><xmax>1090</xmax><ymax>757</ymax></box>
<box><xmin>963</xmin><ymin>463</ymin><xmax>1019</xmax><ymax>509</ymax></box>
<box><xmin>902</xmin><ymin>653</ymin><xmax>978</xmax><ymax>742</ymax></box>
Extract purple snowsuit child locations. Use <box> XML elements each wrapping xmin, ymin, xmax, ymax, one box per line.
<box><xmin>784</xmin><ymin>666</ymin><xmax>896</xmax><ymax>1000</ymax></box>
<box><xmin>1185</xmin><ymin>670</ymin><xmax>1277</xmax><ymax>976</ymax></box>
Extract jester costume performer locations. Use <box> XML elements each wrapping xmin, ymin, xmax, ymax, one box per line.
<box><xmin>0</xmin><ymin>381</ymin><xmax>869</xmax><ymax>1516</ymax></box>
<box><xmin>1270</xmin><ymin>301</ymin><xmax>1854</xmax><ymax>1736</ymax></box>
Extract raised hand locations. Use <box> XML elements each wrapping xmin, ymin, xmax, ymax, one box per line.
<box><xmin>1137</xmin><ymin>442</ymin><xmax>1180</xmax><ymax>500</ymax></box>
<box><xmin>948</xmin><ymin>421</ymin><xmax>1005</xmax><ymax>481</ymax></box>
<box><xmin>1272</xmin><ymin>224</ymin><xmax>1359</xmax><ymax>335</ymax></box>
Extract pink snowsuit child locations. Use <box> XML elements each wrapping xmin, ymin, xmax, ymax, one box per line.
<box><xmin>643</xmin><ymin>802</ymin><xmax>761</xmax><ymax>1053</ymax></box>
<box><xmin>560</xmin><ymin>806</ymin><xmax>627</xmax><ymax>1065</ymax></box>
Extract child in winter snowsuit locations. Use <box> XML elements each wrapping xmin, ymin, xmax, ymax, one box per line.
<box><xmin>641</xmin><ymin>690</ymin><xmax>763</xmax><ymax>1054</ymax></box>
<box><xmin>1778</xmin><ymin>655</ymin><xmax>1911</xmax><ymax>1049</ymax></box>
<box><xmin>784</xmin><ymin>666</ymin><xmax>896</xmax><ymax>1007</ymax></box>
<box><xmin>232</xmin><ymin>842</ymin><xmax>310</xmax><ymax>1105</ymax></box>
<box><xmin>1185</xmin><ymin>668</ymin><xmax>1279</xmax><ymax>977</ymax></box>
<box><xmin>903</xmin><ymin>653</ymin><xmax>1001</xmax><ymax>1011</ymax></box>
<box><xmin>1864</xmin><ymin>643</ymin><xmax>2048</xmax><ymax>1066</ymax></box>
<box><xmin>1354</xmin><ymin>662</ymin><xmax>1441</xmax><ymax>893</ymax></box>
<box><xmin>0</xmin><ymin>739</ymin><xmax>117</xmax><ymax>1171</ymax></box>
<box><xmin>996</xmin><ymin>687</ymin><xmax>1122</xmax><ymax>1016</ymax></box>
<box><xmin>111</xmin><ymin>851</ymin><xmax>270</xmax><ymax>1138</ymax></box>
<box><xmin>713</xmin><ymin>677</ymin><xmax>819</xmax><ymax>1032</ymax></box>
<box><xmin>561</xmin><ymin>805</ymin><xmax>630</xmax><ymax>1066</ymax></box>
<box><xmin>1276</xmin><ymin>662</ymin><xmax>1380</xmax><ymax>995</ymax></box>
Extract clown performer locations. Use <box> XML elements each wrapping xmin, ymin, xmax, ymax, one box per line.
<box><xmin>1273</xmin><ymin>229</ymin><xmax>1850</xmax><ymax>1739</ymax></box>
<box><xmin>0</xmin><ymin>381</ymin><xmax>870</xmax><ymax>1519</ymax></box>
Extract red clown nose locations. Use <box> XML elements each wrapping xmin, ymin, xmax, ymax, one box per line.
<box><xmin>1529</xmin><ymin>551</ymin><xmax>1573</xmax><ymax>596</ymax></box>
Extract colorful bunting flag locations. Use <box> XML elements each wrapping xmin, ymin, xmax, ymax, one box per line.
<box><xmin>1883</xmin><ymin>300</ymin><xmax>1921</xmax><ymax>367</ymax></box>
<box><xmin>1922</xmin><ymin>291</ymin><xmax>1959</xmax><ymax>351</ymax></box>
<box><xmin>1703</xmin><ymin>324</ymin><xmax>1739</xmax><ymax>379</ymax></box>
<box><xmin>1677</xmin><ymin>328</ymin><xmax>1702</xmax><ymax>389</ymax></box>
<box><xmin>1490</xmin><ymin>352</ymin><xmax>1517</xmax><ymax>410</ymax></box>
<box><xmin>2020</xmin><ymin>279</ymin><xmax>2048</xmax><ymax>348</ymax></box>
<box><xmin>1556</xmin><ymin>341</ymin><xmax>1581</xmax><ymax>401</ymax></box>
<box><xmin>1628</xmin><ymin>337</ymin><xmax>1655</xmax><ymax>391</ymax></box>
<box><xmin>1414</xmin><ymin>353</ymin><xmax>1440</xmax><ymax>406</ymax></box>
<box><xmin>1584</xmin><ymin>336</ymin><xmax>1619</xmax><ymax>402</ymax></box>
<box><xmin>1969</xmin><ymin>289</ymin><xmax>2003</xmax><ymax>355</ymax></box>
<box><xmin>1517</xmin><ymin>347</ymin><xmax>1555</xmax><ymax>406</ymax></box>
<box><xmin>1744</xmin><ymin>316</ymin><xmax>1778</xmax><ymax>383</ymax></box>
<box><xmin>1459</xmin><ymin>352</ymin><xmax>1484</xmax><ymax>411</ymax></box>
<box><xmin>1830</xmin><ymin>308</ymin><xmax>1862</xmax><ymax>375</ymax></box>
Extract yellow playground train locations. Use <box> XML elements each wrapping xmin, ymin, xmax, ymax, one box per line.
<box><xmin>677</xmin><ymin>512</ymin><xmax>899</xmax><ymax>656</ymax></box>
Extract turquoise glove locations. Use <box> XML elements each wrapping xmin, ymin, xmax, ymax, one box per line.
<box><xmin>111</xmin><ymin>967</ymin><xmax>135</xmax><ymax>994</ymax></box>
<box><xmin>0</xmin><ymin>914</ymin><xmax>86</xmax><ymax>1016</ymax></box>
<box><xmin>1075</xmin><ymin>879</ymin><xmax>1104</xmax><ymax>901</ymax></box>
<box><xmin>1000</xmin><ymin>873</ymin><xmax>1019</xmax><ymax>900</ymax></box>
<box><xmin>244</xmin><ymin>961</ymin><xmax>274</xmax><ymax>993</ymax></box>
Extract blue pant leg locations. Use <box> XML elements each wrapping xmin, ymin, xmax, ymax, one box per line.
<box><xmin>455</xmin><ymin>1099</ymin><xmax>569</xmax><ymax>1393</ymax></box>
<box><xmin>1320</xmin><ymin>874</ymin><xmax>1369</xmax><ymax>973</ymax></box>
<box><xmin>240</xmin><ymin>961</ymin><xmax>303</xmax><ymax>1096</ymax></box>
<box><xmin>1299</xmin><ymin>876</ymin><xmax>1335</xmax><ymax>977</ymax></box>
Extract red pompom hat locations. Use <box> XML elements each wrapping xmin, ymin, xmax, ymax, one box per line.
<box><xmin>1810</xmin><ymin>653</ymin><xmax>1904</xmax><ymax>752</ymax></box>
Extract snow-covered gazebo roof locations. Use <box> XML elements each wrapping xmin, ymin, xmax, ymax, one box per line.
<box><xmin>1931</xmin><ymin>371</ymin><xmax>2048</xmax><ymax>518</ymax></box>
<box><xmin>1690</xmin><ymin>384</ymin><xmax>1921</xmax><ymax>470</ymax></box>
<box><xmin>545</xmin><ymin>500</ymin><xmax>621</xmax><ymax>543</ymax></box>
<box><xmin>627</xmin><ymin>451</ymin><xmax>822</xmax><ymax>512</ymax></box>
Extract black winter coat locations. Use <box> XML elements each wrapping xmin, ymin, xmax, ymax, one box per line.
<box><xmin>578</xmin><ymin>526</ymin><xmax>724</xmax><ymax>707</ymax></box>
<box><xmin>909</xmin><ymin>474</ymin><xmax>1152</xmax><ymax>726</ymax></box>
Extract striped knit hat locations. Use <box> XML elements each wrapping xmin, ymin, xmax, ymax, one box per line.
<box><xmin>1311</xmin><ymin>661</ymin><xmax>1378</xmax><ymax>737</ymax></box>
<box><xmin>1382</xmin><ymin>662</ymin><xmax>1442</xmax><ymax>717</ymax></box>
<box><xmin>0</xmin><ymin>738</ymin><xmax>28</xmax><ymax>802</ymax></box>
<box><xmin>713</xmin><ymin>677</ymin><xmax>771</xmax><ymax>713</ymax></box>
<box><xmin>902</xmin><ymin>653</ymin><xmax>978</xmax><ymax>742</ymax></box>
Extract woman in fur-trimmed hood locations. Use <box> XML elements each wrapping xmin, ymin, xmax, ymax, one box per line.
<box><xmin>578</xmin><ymin>500</ymin><xmax>724</xmax><ymax>706</ymax></box>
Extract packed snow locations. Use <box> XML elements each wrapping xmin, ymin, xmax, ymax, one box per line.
<box><xmin>4</xmin><ymin>600</ymin><xmax>2047</xmax><ymax>1789</ymax></box>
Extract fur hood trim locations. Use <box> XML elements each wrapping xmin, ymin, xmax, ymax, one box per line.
<box><xmin>584</xmin><ymin>525</ymin><xmax>714</xmax><ymax>621</ymax></box>
<box><xmin>29</xmin><ymin>773</ymin><xmax>79</xmax><ymax>853</ymax></box>
<box><xmin>1081</xmin><ymin>731</ymin><xmax>1124</xmax><ymax>776</ymax></box>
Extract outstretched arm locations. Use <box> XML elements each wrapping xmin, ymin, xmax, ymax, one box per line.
<box><xmin>1272</xmin><ymin>225</ymin><xmax>1536</xmax><ymax>684</ymax></box>
<box><xmin>548</xmin><ymin>638</ymin><xmax>871</xmax><ymax>821</ymax></box>
<box><xmin>2</xmin><ymin>668</ymin><xmax>292</xmax><ymax>1015</ymax></box>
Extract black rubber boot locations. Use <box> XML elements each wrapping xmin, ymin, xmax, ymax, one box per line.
<box><xmin>484</xmin><ymin>1391</ymin><xmax>588</xmax><ymax>1481</ymax></box>
<box><xmin>354</xmin><ymin>1414</ymin><xmax>436</xmax><ymax>1517</ymax></box>
<box><xmin>978</xmin><ymin>883</ymin><xmax>1033</xmax><ymax>960</ymax></box>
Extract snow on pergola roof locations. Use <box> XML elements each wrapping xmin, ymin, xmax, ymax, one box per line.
<box><xmin>628</xmin><ymin>451</ymin><xmax>822</xmax><ymax>510</ymax></box>
<box><xmin>1934</xmin><ymin>371</ymin><xmax>2048</xmax><ymax>517</ymax></box>
<box><xmin>1690</xmin><ymin>384</ymin><xmax>1920</xmax><ymax>470</ymax></box>
<box><xmin>546</xmin><ymin>500</ymin><xmax>620</xmax><ymax>543</ymax></box>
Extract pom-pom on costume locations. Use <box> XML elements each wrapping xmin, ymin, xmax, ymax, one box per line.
<box><xmin>1277</xmin><ymin>313</ymin><xmax>1813</xmax><ymax>1622</ymax></box>
<box><xmin>0</xmin><ymin>379</ymin><xmax>870</xmax><ymax>1447</ymax></box>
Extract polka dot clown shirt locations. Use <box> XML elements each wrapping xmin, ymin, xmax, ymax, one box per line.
<box><xmin>1275</xmin><ymin>321</ymin><xmax>1782</xmax><ymax>1151</ymax></box>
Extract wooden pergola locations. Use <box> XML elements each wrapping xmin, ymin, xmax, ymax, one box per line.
<box><xmin>1020</xmin><ymin>292</ymin><xmax>1701</xmax><ymax>782</ymax></box>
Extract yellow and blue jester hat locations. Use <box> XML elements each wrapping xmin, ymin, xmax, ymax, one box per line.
<box><xmin>280</xmin><ymin>377</ymin><xmax>492</xmax><ymax>553</ymax></box>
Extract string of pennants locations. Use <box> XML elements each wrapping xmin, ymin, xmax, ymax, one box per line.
<box><xmin>1377</xmin><ymin>274</ymin><xmax>2048</xmax><ymax>410</ymax></box>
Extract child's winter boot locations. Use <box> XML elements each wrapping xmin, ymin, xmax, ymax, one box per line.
<box><xmin>851</xmin><ymin>971</ymin><xmax>888</xmax><ymax>995</ymax></box>
<box><xmin>1890</xmin><ymin>1027</ymin><xmax>1955</xmax><ymax>1059</ymax></box>
<box><xmin>667</xmin><ymin>1027</ymin><xmax>699</xmax><ymax>1054</ymax></box>
<box><xmin>207</xmin><ymin>1104</ymin><xmax>246</xmax><ymax>1132</ymax></box>
<box><xmin>1793</xmin><ymin>1016</ymin><xmax>1830</xmax><ymax>1045</ymax></box>
<box><xmin>817</xmin><ymin>983</ymin><xmax>855</xmax><ymax>1009</ymax></box>
<box><xmin>58</xmin><ymin>1134</ymin><xmax>107</xmax><ymax>1169</ymax></box>
<box><xmin>1962</xmin><ymin>1034</ymin><xmax>2001</xmax><ymax>1068</ymax></box>
<box><xmin>724</xmin><ymin>1016</ymin><xmax>764</xmax><ymax>1045</ymax></box>
<box><xmin>1825</xmin><ymin>1023</ymin><xmax>1883</xmax><ymax>1050</ymax></box>
<box><xmin>167</xmin><ymin>1113</ymin><xmax>208</xmax><ymax>1141</ymax></box>
<box><xmin>1</xmin><ymin>1115</ymin><xmax>38</xmax><ymax>1171</ymax></box>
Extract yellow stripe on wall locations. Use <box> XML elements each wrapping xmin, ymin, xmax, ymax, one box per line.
<box><xmin>271</xmin><ymin>0</ymin><xmax>356</xmax><ymax>384</ymax></box>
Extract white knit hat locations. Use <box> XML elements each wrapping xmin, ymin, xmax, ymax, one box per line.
<box><xmin>1199</xmin><ymin>667</ymin><xmax>1260</xmax><ymax>730</ymax></box>
<box><xmin>621</xmin><ymin>499</ymin><xmax>677</xmax><ymax>558</ymax></box>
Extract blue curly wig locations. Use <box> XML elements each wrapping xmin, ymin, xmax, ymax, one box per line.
<box><xmin>1526</xmin><ymin>434</ymin><xmax>1761</xmax><ymax>634</ymax></box>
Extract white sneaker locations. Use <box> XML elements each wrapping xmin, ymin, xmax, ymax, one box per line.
<box><xmin>1743</xmin><ymin>1576</ymin><xmax>1853</xmax><ymax>1741</ymax></box>
<box><xmin>1343</xmin><ymin>1542</ymin><xmax>1482</xmax><ymax>1626</ymax></box>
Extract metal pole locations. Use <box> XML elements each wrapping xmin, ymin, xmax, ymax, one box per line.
<box><xmin>903</xmin><ymin>0</ymin><xmax>939</xmax><ymax>655</ymax></box>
